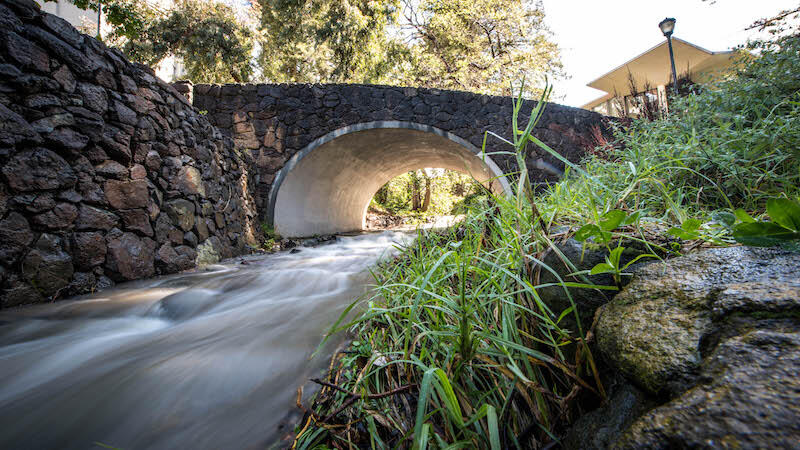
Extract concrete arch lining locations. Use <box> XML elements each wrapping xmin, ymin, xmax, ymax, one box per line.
<box><xmin>267</xmin><ymin>121</ymin><xmax>511</xmax><ymax>237</ymax></box>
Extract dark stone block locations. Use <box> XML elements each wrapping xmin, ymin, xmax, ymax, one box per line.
<box><xmin>21</xmin><ymin>233</ymin><xmax>73</xmax><ymax>297</ymax></box>
<box><xmin>105</xmin><ymin>232</ymin><xmax>155</xmax><ymax>281</ymax></box>
<box><xmin>25</xmin><ymin>25</ymin><xmax>97</xmax><ymax>75</ymax></box>
<box><xmin>2</xmin><ymin>148</ymin><xmax>76</xmax><ymax>191</ymax></box>
<box><xmin>104</xmin><ymin>180</ymin><xmax>149</xmax><ymax>210</ymax></box>
<box><xmin>0</xmin><ymin>212</ymin><xmax>34</xmax><ymax>265</ymax></box>
<box><xmin>71</xmin><ymin>231</ymin><xmax>107</xmax><ymax>269</ymax></box>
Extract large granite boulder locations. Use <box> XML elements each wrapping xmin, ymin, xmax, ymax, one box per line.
<box><xmin>582</xmin><ymin>246</ymin><xmax>800</xmax><ymax>449</ymax></box>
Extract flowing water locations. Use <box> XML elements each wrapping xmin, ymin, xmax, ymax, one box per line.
<box><xmin>0</xmin><ymin>231</ymin><xmax>412</xmax><ymax>449</ymax></box>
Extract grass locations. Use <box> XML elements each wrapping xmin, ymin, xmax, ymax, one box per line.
<box><xmin>292</xmin><ymin>34</ymin><xmax>800</xmax><ymax>449</ymax></box>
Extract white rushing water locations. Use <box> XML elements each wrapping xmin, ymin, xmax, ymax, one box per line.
<box><xmin>0</xmin><ymin>231</ymin><xmax>413</xmax><ymax>449</ymax></box>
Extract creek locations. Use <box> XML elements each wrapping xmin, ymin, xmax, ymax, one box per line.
<box><xmin>0</xmin><ymin>231</ymin><xmax>412</xmax><ymax>449</ymax></box>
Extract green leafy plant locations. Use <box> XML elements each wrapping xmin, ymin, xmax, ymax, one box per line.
<box><xmin>585</xmin><ymin>245</ymin><xmax>655</xmax><ymax>289</ymax></box>
<box><xmin>733</xmin><ymin>198</ymin><xmax>800</xmax><ymax>247</ymax></box>
<box><xmin>574</xmin><ymin>209</ymin><xmax>639</xmax><ymax>244</ymax></box>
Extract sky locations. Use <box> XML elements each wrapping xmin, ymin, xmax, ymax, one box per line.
<box><xmin>540</xmin><ymin>0</ymin><xmax>798</xmax><ymax>107</ymax></box>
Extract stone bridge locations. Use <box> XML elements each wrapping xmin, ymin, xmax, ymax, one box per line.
<box><xmin>0</xmin><ymin>0</ymin><xmax>606</xmax><ymax>306</ymax></box>
<box><xmin>185</xmin><ymin>83</ymin><xmax>607</xmax><ymax>236</ymax></box>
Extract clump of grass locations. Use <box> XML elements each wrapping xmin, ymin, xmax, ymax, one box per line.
<box><xmin>292</xmin><ymin>35</ymin><xmax>800</xmax><ymax>449</ymax></box>
<box><xmin>293</xmin><ymin>82</ymin><xmax>608</xmax><ymax>449</ymax></box>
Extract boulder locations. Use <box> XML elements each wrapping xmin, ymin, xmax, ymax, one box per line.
<box><xmin>76</xmin><ymin>205</ymin><xmax>118</xmax><ymax>230</ymax></box>
<box><xmin>69</xmin><ymin>271</ymin><xmax>96</xmax><ymax>294</ymax></box>
<box><xmin>95</xmin><ymin>160</ymin><xmax>128</xmax><ymax>179</ymax></box>
<box><xmin>156</xmin><ymin>243</ymin><xmax>196</xmax><ymax>273</ymax></box>
<box><xmin>592</xmin><ymin>246</ymin><xmax>800</xmax><ymax>448</ymax></box>
<box><xmin>175</xmin><ymin>166</ymin><xmax>205</xmax><ymax>196</ymax></box>
<box><xmin>118</xmin><ymin>208</ymin><xmax>153</xmax><ymax>236</ymax></box>
<box><xmin>77</xmin><ymin>82</ymin><xmax>108</xmax><ymax>114</ymax></box>
<box><xmin>31</xmin><ymin>202</ymin><xmax>78</xmax><ymax>229</ymax></box>
<box><xmin>45</xmin><ymin>127</ymin><xmax>89</xmax><ymax>150</ymax></box>
<box><xmin>1</xmin><ymin>279</ymin><xmax>43</xmax><ymax>308</ymax></box>
<box><xmin>615</xmin><ymin>329</ymin><xmax>800</xmax><ymax>449</ymax></box>
<box><xmin>538</xmin><ymin>236</ymin><xmax>663</xmax><ymax>331</ymax></box>
<box><xmin>0</xmin><ymin>102</ymin><xmax>41</xmax><ymax>146</ymax></box>
<box><xmin>196</xmin><ymin>236</ymin><xmax>223</xmax><ymax>266</ymax></box>
<box><xmin>563</xmin><ymin>380</ymin><xmax>657</xmax><ymax>450</ymax></box>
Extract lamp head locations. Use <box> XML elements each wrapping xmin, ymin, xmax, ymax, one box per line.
<box><xmin>659</xmin><ymin>17</ymin><xmax>676</xmax><ymax>37</ymax></box>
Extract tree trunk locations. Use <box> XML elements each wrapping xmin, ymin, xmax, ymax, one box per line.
<box><xmin>421</xmin><ymin>176</ymin><xmax>432</xmax><ymax>212</ymax></box>
<box><xmin>411</xmin><ymin>172</ymin><xmax>421</xmax><ymax>211</ymax></box>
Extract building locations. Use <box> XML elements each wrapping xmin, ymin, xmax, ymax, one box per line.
<box><xmin>582</xmin><ymin>37</ymin><xmax>740</xmax><ymax>117</ymax></box>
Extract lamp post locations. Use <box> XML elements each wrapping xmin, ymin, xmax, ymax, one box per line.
<box><xmin>659</xmin><ymin>17</ymin><xmax>679</xmax><ymax>97</ymax></box>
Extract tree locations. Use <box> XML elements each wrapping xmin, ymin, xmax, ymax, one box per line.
<box><xmin>47</xmin><ymin>0</ymin><xmax>255</xmax><ymax>83</ymax></box>
<box><xmin>42</xmin><ymin>0</ymin><xmax>149</xmax><ymax>39</ymax></box>
<box><xmin>398</xmin><ymin>0</ymin><xmax>563</xmax><ymax>95</ymax></box>
<box><xmin>124</xmin><ymin>0</ymin><xmax>255</xmax><ymax>83</ymax></box>
<box><xmin>255</xmin><ymin>0</ymin><xmax>408</xmax><ymax>83</ymax></box>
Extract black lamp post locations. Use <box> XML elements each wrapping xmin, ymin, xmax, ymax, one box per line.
<box><xmin>659</xmin><ymin>17</ymin><xmax>679</xmax><ymax>96</ymax></box>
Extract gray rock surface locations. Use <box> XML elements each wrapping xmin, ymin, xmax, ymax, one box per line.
<box><xmin>588</xmin><ymin>246</ymin><xmax>800</xmax><ymax>449</ymax></box>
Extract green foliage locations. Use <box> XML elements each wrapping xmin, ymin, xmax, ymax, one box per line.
<box><xmin>43</xmin><ymin>0</ymin><xmax>146</xmax><ymax>38</ymax></box>
<box><xmin>254</xmin><ymin>0</ymin><xmax>562</xmax><ymax>92</ymax></box>
<box><xmin>400</xmin><ymin>0</ymin><xmax>563</xmax><ymax>95</ymax></box>
<box><xmin>259</xmin><ymin>223</ymin><xmax>280</xmax><ymax>251</ymax></box>
<box><xmin>574</xmin><ymin>209</ymin><xmax>639</xmax><ymax>244</ymax></box>
<box><xmin>732</xmin><ymin>197</ymin><xmax>800</xmax><ymax>247</ymax></box>
<box><xmin>371</xmin><ymin>170</ymin><xmax>482</xmax><ymax>219</ymax></box>
<box><xmin>123</xmin><ymin>0</ymin><xmax>255</xmax><ymax>83</ymax></box>
<box><xmin>55</xmin><ymin>0</ymin><xmax>254</xmax><ymax>83</ymax></box>
<box><xmin>255</xmin><ymin>0</ymin><xmax>407</xmax><ymax>84</ymax></box>
<box><xmin>538</xmin><ymin>35</ymin><xmax>800</xmax><ymax>238</ymax></box>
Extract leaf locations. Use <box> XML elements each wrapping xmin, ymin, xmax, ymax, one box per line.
<box><xmin>734</xmin><ymin>208</ymin><xmax>756</xmax><ymax>223</ymax></box>
<box><xmin>767</xmin><ymin>198</ymin><xmax>800</xmax><ymax>232</ymax></box>
<box><xmin>487</xmin><ymin>405</ymin><xmax>501</xmax><ymax>450</ymax></box>
<box><xmin>621</xmin><ymin>253</ymin><xmax>658</xmax><ymax>271</ymax></box>
<box><xmin>574</xmin><ymin>224</ymin><xmax>601</xmax><ymax>242</ymax></box>
<box><xmin>433</xmin><ymin>368</ymin><xmax>464</xmax><ymax>427</ymax></box>
<box><xmin>607</xmin><ymin>246</ymin><xmax>624</xmax><ymax>268</ymax></box>
<box><xmin>681</xmin><ymin>218</ymin><xmax>702</xmax><ymax>232</ymax></box>
<box><xmin>556</xmin><ymin>306</ymin><xmax>574</xmax><ymax>324</ymax></box>
<box><xmin>711</xmin><ymin>210</ymin><xmax>736</xmax><ymax>228</ymax></box>
<box><xmin>589</xmin><ymin>262</ymin><xmax>615</xmax><ymax>275</ymax></box>
<box><xmin>732</xmin><ymin>222</ymin><xmax>800</xmax><ymax>247</ymax></box>
<box><xmin>667</xmin><ymin>227</ymin><xmax>697</xmax><ymax>240</ymax></box>
<box><xmin>621</xmin><ymin>211</ymin><xmax>641</xmax><ymax>226</ymax></box>
<box><xmin>413</xmin><ymin>368</ymin><xmax>437</xmax><ymax>449</ymax></box>
<box><xmin>599</xmin><ymin>210</ymin><xmax>627</xmax><ymax>231</ymax></box>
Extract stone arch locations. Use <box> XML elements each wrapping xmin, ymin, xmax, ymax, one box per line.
<box><xmin>268</xmin><ymin>121</ymin><xmax>512</xmax><ymax>237</ymax></box>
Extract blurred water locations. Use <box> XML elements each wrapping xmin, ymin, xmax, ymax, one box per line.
<box><xmin>0</xmin><ymin>231</ymin><xmax>411</xmax><ymax>450</ymax></box>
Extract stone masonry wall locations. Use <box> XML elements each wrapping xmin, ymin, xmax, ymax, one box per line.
<box><xmin>0</xmin><ymin>0</ymin><xmax>258</xmax><ymax>308</ymax></box>
<box><xmin>190</xmin><ymin>82</ymin><xmax>610</xmax><ymax>213</ymax></box>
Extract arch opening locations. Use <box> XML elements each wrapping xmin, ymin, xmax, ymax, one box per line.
<box><xmin>268</xmin><ymin>122</ymin><xmax>511</xmax><ymax>237</ymax></box>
